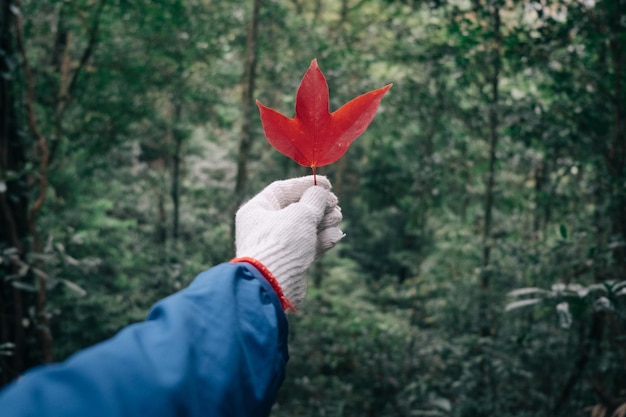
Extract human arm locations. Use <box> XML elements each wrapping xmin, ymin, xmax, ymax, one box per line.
<box><xmin>0</xmin><ymin>262</ymin><xmax>288</xmax><ymax>417</ymax></box>
<box><xmin>0</xmin><ymin>175</ymin><xmax>343</xmax><ymax>417</ymax></box>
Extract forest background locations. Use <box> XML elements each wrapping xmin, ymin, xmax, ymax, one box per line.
<box><xmin>1</xmin><ymin>0</ymin><xmax>625</xmax><ymax>416</ymax></box>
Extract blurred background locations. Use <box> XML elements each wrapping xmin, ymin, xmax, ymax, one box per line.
<box><xmin>1</xmin><ymin>0</ymin><xmax>625</xmax><ymax>415</ymax></box>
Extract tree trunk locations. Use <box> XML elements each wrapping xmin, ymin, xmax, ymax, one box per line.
<box><xmin>606</xmin><ymin>24</ymin><xmax>626</xmax><ymax>275</ymax></box>
<box><xmin>14</xmin><ymin>0</ymin><xmax>54</xmax><ymax>364</ymax></box>
<box><xmin>479</xmin><ymin>0</ymin><xmax>501</xmax><ymax>338</ymax></box>
<box><xmin>476</xmin><ymin>4</ymin><xmax>501</xmax><ymax>416</ymax></box>
<box><xmin>0</xmin><ymin>0</ymin><xmax>30</xmax><ymax>385</ymax></box>
<box><xmin>171</xmin><ymin>101</ymin><xmax>182</xmax><ymax>242</ymax></box>
<box><xmin>232</xmin><ymin>0</ymin><xmax>261</xmax><ymax>248</ymax></box>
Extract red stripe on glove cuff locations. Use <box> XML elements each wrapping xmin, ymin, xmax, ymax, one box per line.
<box><xmin>230</xmin><ymin>257</ymin><xmax>296</xmax><ymax>312</ymax></box>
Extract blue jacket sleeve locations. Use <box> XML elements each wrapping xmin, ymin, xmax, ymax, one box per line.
<box><xmin>0</xmin><ymin>262</ymin><xmax>289</xmax><ymax>417</ymax></box>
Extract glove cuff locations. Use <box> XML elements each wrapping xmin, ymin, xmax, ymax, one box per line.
<box><xmin>230</xmin><ymin>257</ymin><xmax>296</xmax><ymax>312</ymax></box>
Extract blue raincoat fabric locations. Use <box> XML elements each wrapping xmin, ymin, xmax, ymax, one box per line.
<box><xmin>0</xmin><ymin>262</ymin><xmax>289</xmax><ymax>417</ymax></box>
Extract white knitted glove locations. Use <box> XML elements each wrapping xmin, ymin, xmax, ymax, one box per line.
<box><xmin>235</xmin><ymin>175</ymin><xmax>344</xmax><ymax>310</ymax></box>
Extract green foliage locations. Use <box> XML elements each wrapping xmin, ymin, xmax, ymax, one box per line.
<box><xmin>2</xmin><ymin>0</ymin><xmax>625</xmax><ymax>415</ymax></box>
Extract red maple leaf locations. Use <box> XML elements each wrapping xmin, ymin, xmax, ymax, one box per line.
<box><xmin>257</xmin><ymin>59</ymin><xmax>392</xmax><ymax>184</ymax></box>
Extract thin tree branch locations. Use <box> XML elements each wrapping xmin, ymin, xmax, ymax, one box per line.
<box><xmin>67</xmin><ymin>0</ymin><xmax>107</xmax><ymax>97</ymax></box>
<box><xmin>49</xmin><ymin>0</ymin><xmax>107</xmax><ymax>166</ymax></box>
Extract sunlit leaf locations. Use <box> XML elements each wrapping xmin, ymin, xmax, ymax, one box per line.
<box><xmin>61</xmin><ymin>279</ymin><xmax>87</xmax><ymax>297</ymax></box>
<box><xmin>556</xmin><ymin>302</ymin><xmax>572</xmax><ymax>328</ymax></box>
<box><xmin>12</xmin><ymin>281</ymin><xmax>37</xmax><ymax>292</ymax></box>
<box><xmin>506</xmin><ymin>287</ymin><xmax>549</xmax><ymax>298</ymax></box>
<box><xmin>505</xmin><ymin>298</ymin><xmax>542</xmax><ymax>311</ymax></box>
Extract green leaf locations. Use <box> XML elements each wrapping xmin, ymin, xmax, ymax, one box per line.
<box><xmin>505</xmin><ymin>298</ymin><xmax>542</xmax><ymax>311</ymax></box>
<box><xmin>11</xmin><ymin>281</ymin><xmax>38</xmax><ymax>293</ymax></box>
<box><xmin>556</xmin><ymin>302</ymin><xmax>572</xmax><ymax>329</ymax></box>
<box><xmin>611</xmin><ymin>280</ymin><xmax>626</xmax><ymax>293</ymax></box>
<box><xmin>430</xmin><ymin>397</ymin><xmax>452</xmax><ymax>412</ymax></box>
<box><xmin>60</xmin><ymin>279</ymin><xmax>87</xmax><ymax>297</ymax></box>
<box><xmin>507</xmin><ymin>287</ymin><xmax>549</xmax><ymax>298</ymax></box>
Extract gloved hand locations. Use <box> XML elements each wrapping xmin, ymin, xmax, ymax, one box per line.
<box><xmin>234</xmin><ymin>175</ymin><xmax>344</xmax><ymax>310</ymax></box>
